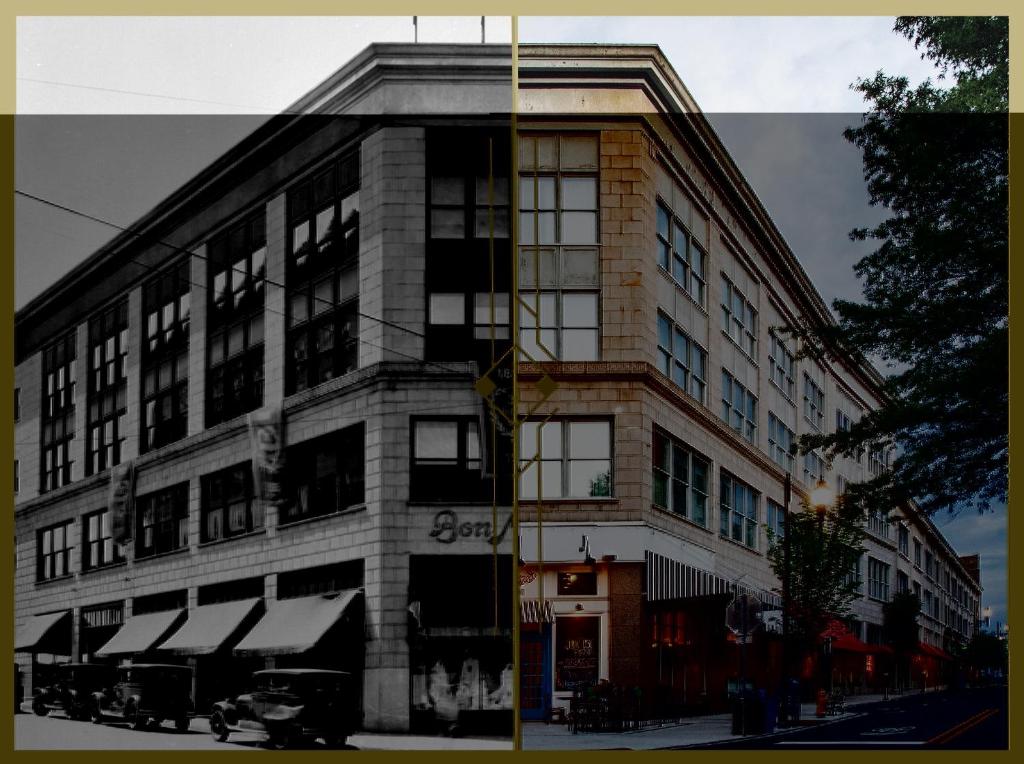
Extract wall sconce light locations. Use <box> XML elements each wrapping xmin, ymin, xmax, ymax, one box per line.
<box><xmin>574</xmin><ymin>603</ymin><xmax>584</xmax><ymax>612</ymax></box>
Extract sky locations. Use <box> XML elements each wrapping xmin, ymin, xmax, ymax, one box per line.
<box><xmin>14</xmin><ymin>15</ymin><xmax>1006</xmax><ymax>627</ymax></box>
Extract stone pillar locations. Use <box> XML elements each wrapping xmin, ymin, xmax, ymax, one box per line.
<box><xmin>263</xmin><ymin>193</ymin><xmax>287</xmax><ymax>405</ymax></box>
<box><xmin>120</xmin><ymin>284</ymin><xmax>143</xmax><ymax>462</ymax></box>
<box><xmin>70</xmin><ymin>322</ymin><xmax>89</xmax><ymax>481</ymax></box>
<box><xmin>187</xmin><ymin>245</ymin><xmax>207</xmax><ymax>436</ymax></box>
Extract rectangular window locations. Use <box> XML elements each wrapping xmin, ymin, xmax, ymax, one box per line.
<box><xmin>803</xmin><ymin>451</ymin><xmax>827</xmax><ymax>484</ymax></box>
<box><xmin>652</xmin><ymin>427</ymin><xmax>709</xmax><ymax>526</ymax></box>
<box><xmin>520</xmin><ymin>419</ymin><xmax>612</xmax><ymax>500</ymax></box>
<box><xmin>720</xmin><ymin>472</ymin><xmax>759</xmax><ymax>549</ymax></box>
<box><xmin>765</xmin><ymin>499</ymin><xmax>786</xmax><ymax>540</ymax></box>
<box><xmin>656</xmin><ymin>201</ymin><xmax>706</xmax><ymax>306</ymax></box>
<box><xmin>40</xmin><ymin>330</ymin><xmax>77</xmax><ymax>492</ymax></box>
<box><xmin>897</xmin><ymin>570</ymin><xmax>910</xmax><ymax>594</ymax></box>
<box><xmin>868</xmin><ymin>445</ymin><xmax>888</xmax><ymax>478</ymax></box>
<box><xmin>37</xmin><ymin>520</ymin><xmax>74</xmax><ymax>581</ymax></box>
<box><xmin>768</xmin><ymin>333</ymin><xmax>796</xmax><ymax>400</ymax></box>
<box><xmin>925</xmin><ymin>550</ymin><xmax>934</xmax><ymax>579</ymax></box>
<box><xmin>410</xmin><ymin>417</ymin><xmax>491</xmax><ymax>502</ymax></box>
<box><xmin>898</xmin><ymin>524</ymin><xmax>910</xmax><ymax>557</ymax></box>
<box><xmin>519</xmin><ymin>290</ymin><xmax>599</xmax><ymax>361</ymax></box>
<box><xmin>141</xmin><ymin>259</ymin><xmax>190</xmax><ymax>452</ymax></box>
<box><xmin>868</xmin><ymin>557</ymin><xmax>891</xmax><ymax>601</ymax></box>
<box><xmin>281</xmin><ymin>423</ymin><xmax>365</xmax><ymax>524</ymax></box>
<box><xmin>14</xmin><ymin>459</ymin><xmax>19</xmax><ymax>494</ymax></box>
<box><xmin>803</xmin><ymin>374</ymin><xmax>825</xmax><ymax>432</ymax></box>
<box><xmin>721</xmin><ymin>276</ymin><xmax>757</xmax><ymax>357</ymax></box>
<box><xmin>721</xmin><ymin>369</ymin><xmax>757</xmax><ymax>444</ymax></box>
<box><xmin>206</xmin><ymin>213</ymin><xmax>266</xmax><ymax>425</ymax></box>
<box><xmin>557</xmin><ymin>571</ymin><xmax>597</xmax><ymax>596</ymax></box>
<box><xmin>201</xmin><ymin>463</ymin><xmax>262</xmax><ymax>543</ymax></box>
<box><xmin>135</xmin><ymin>482</ymin><xmax>190</xmax><ymax>559</ymax></box>
<box><xmin>767</xmin><ymin>413</ymin><xmax>795</xmax><ymax>472</ymax></box>
<box><xmin>519</xmin><ymin>135</ymin><xmax>598</xmax><ymax>246</ymax></box>
<box><xmin>844</xmin><ymin>555</ymin><xmax>863</xmax><ymax>594</ymax></box>
<box><xmin>431</xmin><ymin>162</ymin><xmax>509</xmax><ymax>241</ymax></box>
<box><xmin>287</xmin><ymin>151</ymin><xmax>360</xmax><ymax>394</ymax></box>
<box><xmin>656</xmin><ymin>313</ymin><xmax>707</xmax><ymax>403</ymax></box>
<box><xmin>14</xmin><ymin>387</ymin><xmax>20</xmax><ymax>421</ymax></box>
<box><xmin>86</xmin><ymin>300</ymin><xmax>129</xmax><ymax>476</ymax></box>
<box><xmin>82</xmin><ymin>508</ymin><xmax>124</xmax><ymax>571</ymax></box>
<box><xmin>914</xmin><ymin>538</ymin><xmax>922</xmax><ymax>567</ymax></box>
<box><xmin>836</xmin><ymin>408</ymin><xmax>852</xmax><ymax>434</ymax></box>
<box><xmin>867</xmin><ymin>508</ymin><xmax>890</xmax><ymax>539</ymax></box>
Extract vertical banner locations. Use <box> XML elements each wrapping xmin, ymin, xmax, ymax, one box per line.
<box><xmin>109</xmin><ymin>461</ymin><xmax>135</xmax><ymax>544</ymax></box>
<box><xmin>249</xmin><ymin>405</ymin><xmax>284</xmax><ymax>504</ymax></box>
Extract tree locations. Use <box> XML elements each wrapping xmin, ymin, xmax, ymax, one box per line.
<box><xmin>883</xmin><ymin>590</ymin><xmax>921</xmax><ymax>690</ymax></box>
<box><xmin>766</xmin><ymin>503</ymin><xmax>867</xmax><ymax>662</ymax></box>
<box><xmin>793</xmin><ymin>17</ymin><xmax>1008</xmax><ymax>517</ymax></box>
<box><xmin>962</xmin><ymin>631</ymin><xmax>1008</xmax><ymax>679</ymax></box>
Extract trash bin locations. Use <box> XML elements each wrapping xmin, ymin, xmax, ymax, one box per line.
<box><xmin>786</xmin><ymin>679</ymin><xmax>801</xmax><ymax>723</ymax></box>
<box><xmin>731</xmin><ymin>690</ymin><xmax>765</xmax><ymax>735</ymax></box>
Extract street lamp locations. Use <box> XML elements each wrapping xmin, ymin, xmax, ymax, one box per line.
<box><xmin>809</xmin><ymin>479</ymin><xmax>835</xmax><ymax>698</ymax></box>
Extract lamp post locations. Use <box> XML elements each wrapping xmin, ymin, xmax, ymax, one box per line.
<box><xmin>780</xmin><ymin>471</ymin><xmax>792</xmax><ymax>725</ymax></box>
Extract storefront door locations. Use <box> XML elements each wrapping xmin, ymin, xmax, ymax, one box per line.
<box><xmin>519</xmin><ymin>627</ymin><xmax>551</xmax><ymax>721</ymax></box>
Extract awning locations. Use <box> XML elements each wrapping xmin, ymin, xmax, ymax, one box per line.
<box><xmin>645</xmin><ymin>551</ymin><xmax>782</xmax><ymax>608</ymax></box>
<box><xmin>159</xmin><ymin>598</ymin><xmax>262</xmax><ymax>655</ymax></box>
<box><xmin>233</xmin><ymin>590</ymin><xmax>362</xmax><ymax>656</ymax></box>
<box><xmin>94</xmin><ymin>609</ymin><xmax>185</xmax><ymax>657</ymax></box>
<box><xmin>15</xmin><ymin>610</ymin><xmax>72</xmax><ymax>653</ymax></box>
<box><xmin>918</xmin><ymin>643</ymin><xmax>952</xmax><ymax>661</ymax></box>
<box><xmin>832</xmin><ymin>633</ymin><xmax>873</xmax><ymax>654</ymax></box>
<box><xmin>520</xmin><ymin>599</ymin><xmax>555</xmax><ymax>624</ymax></box>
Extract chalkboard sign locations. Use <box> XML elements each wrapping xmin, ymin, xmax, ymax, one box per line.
<box><xmin>555</xmin><ymin>616</ymin><xmax>600</xmax><ymax>691</ymax></box>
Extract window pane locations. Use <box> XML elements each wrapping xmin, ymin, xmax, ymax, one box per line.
<box><xmin>314</xmin><ymin>278</ymin><xmax>333</xmax><ymax>315</ymax></box>
<box><xmin>415</xmin><ymin>421</ymin><xmax>459</xmax><ymax>461</ymax></box>
<box><xmin>570</xmin><ymin>460</ymin><xmax>611</xmax><ymax>497</ymax></box>
<box><xmin>562</xmin><ymin>292</ymin><xmax>598</xmax><ymax>328</ymax></box>
<box><xmin>431</xmin><ymin>177</ymin><xmax>464</xmax><ymax>205</ymax></box>
<box><xmin>431</xmin><ymin>209</ymin><xmax>464</xmax><ymax>239</ymax></box>
<box><xmin>562</xmin><ymin>329</ymin><xmax>598</xmax><ymax>361</ymax></box>
<box><xmin>474</xmin><ymin>292</ymin><xmax>510</xmax><ymax>327</ymax></box>
<box><xmin>559</xmin><ymin>136</ymin><xmax>598</xmax><ymax>170</ymax></box>
<box><xmin>569</xmin><ymin>421</ymin><xmax>610</xmax><ymax>459</ymax></box>
<box><xmin>561</xmin><ymin>211</ymin><xmax>597</xmax><ymax>244</ymax></box>
<box><xmin>561</xmin><ymin>177</ymin><xmax>596</xmax><ymax>210</ymax></box>
<box><xmin>428</xmin><ymin>293</ymin><xmax>465</xmax><ymax>325</ymax></box>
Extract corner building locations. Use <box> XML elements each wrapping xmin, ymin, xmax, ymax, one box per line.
<box><xmin>515</xmin><ymin>45</ymin><xmax>981</xmax><ymax>719</ymax></box>
<box><xmin>14</xmin><ymin>44</ymin><xmax>515</xmax><ymax>736</ymax></box>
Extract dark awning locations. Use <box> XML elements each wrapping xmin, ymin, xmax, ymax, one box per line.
<box><xmin>233</xmin><ymin>590</ymin><xmax>362</xmax><ymax>656</ymax></box>
<box><xmin>94</xmin><ymin>609</ymin><xmax>185</xmax><ymax>657</ymax></box>
<box><xmin>159</xmin><ymin>598</ymin><xmax>262</xmax><ymax>655</ymax></box>
<box><xmin>15</xmin><ymin>610</ymin><xmax>72</xmax><ymax>653</ymax></box>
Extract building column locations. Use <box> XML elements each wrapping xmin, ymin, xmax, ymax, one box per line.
<box><xmin>70</xmin><ymin>322</ymin><xmax>89</xmax><ymax>480</ymax></box>
<box><xmin>187</xmin><ymin>245</ymin><xmax>207</xmax><ymax>436</ymax></box>
<box><xmin>121</xmin><ymin>285</ymin><xmax>143</xmax><ymax>462</ymax></box>
<box><xmin>361</xmin><ymin>548</ymin><xmax>410</xmax><ymax>732</ymax></box>
<box><xmin>263</xmin><ymin>193</ymin><xmax>287</xmax><ymax>405</ymax></box>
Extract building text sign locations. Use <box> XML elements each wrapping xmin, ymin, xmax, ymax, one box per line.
<box><xmin>428</xmin><ymin>509</ymin><xmax>512</xmax><ymax>545</ymax></box>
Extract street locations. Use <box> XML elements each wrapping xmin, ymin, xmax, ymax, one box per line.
<box><xmin>14</xmin><ymin>711</ymin><xmax>513</xmax><ymax>750</ymax></box>
<box><xmin>692</xmin><ymin>685</ymin><xmax>1008</xmax><ymax>750</ymax></box>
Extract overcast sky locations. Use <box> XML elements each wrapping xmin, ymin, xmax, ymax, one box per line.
<box><xmin>15</xmin><ymin>15</ymin><xmax>1006</xmax><ymax>627</ymax></box>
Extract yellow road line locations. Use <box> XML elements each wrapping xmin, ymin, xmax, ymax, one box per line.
<box><xmin>927</xmin><ymin>707</ymin><xmax>999</xmax><ymax>746</ymax></box>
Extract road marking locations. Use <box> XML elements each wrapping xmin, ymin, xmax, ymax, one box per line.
<box><xmin>862</xmin><ymin>726</ymin><xmax>917</xmax><ymax>736</ymax></box>
<box><xmin>779</xmin><ymin>741</ymin><xmax>925</xmax><ymax>746</ymax></box>
<box><xmin>927</xmin><ymin>708</ymin><xmax>999</xmax><ymax>746</ymax></box>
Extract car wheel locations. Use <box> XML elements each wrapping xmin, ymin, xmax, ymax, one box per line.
<box><xmin>31</xmin><ymin>698</ymin><xmax>49</xmax><ymax>716</ymax></box>
<box><xmin>175</xmin><ymin>716</ymin><xmax>190</xmax><ymax>733</ymax></box>
<box><xmin>267</xmin><ymin>727</ymin><xmax>296</xmax><ymax>750</ymax></box>
<box><xmin>90</xmin><ymin>701</ymin><xmax>104</xmax><ymax>725</ymax></box>
<box><xmin>130</xmin><ymin>708</ymin><xmax>148</xmax><ymax>731</ymax></box>
<box><xmin>209</xmin><ymin>711</ymin><xmax>229</xmax><ymax>742</ymax></box>
<box><xmin>323</xmin><ymin>734</ymin><xmax>347</xmax><ymax>749</ymax></box>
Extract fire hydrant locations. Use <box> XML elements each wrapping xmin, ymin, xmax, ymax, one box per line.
<box><xmin>815</xmin><ymin>689</ymin><xmax>828</xmax><ymax>718</ymax></box>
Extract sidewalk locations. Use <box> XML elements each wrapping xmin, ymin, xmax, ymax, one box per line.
<box><xmin>186</xmin><ymin>716</ymin><xmax>513</xmax><ymax>750</ymax></box>
<box><xmin>521</xmin><ymin>692</ymin><xmax>919</xmax><ymax>750</ymax></box>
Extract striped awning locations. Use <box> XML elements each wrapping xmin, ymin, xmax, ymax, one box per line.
<box><xmin>645</xmin><ymin>551</ymin><xmax>782</xmax><ymax>609</ymax></box>
<box><xmin>520</xmin><ymin>599</ymin><xmax>555</xmax><ymax>624</ymax></box>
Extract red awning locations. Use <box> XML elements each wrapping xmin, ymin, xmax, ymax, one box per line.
<box><xmin>831</xmin><ymin>633</ymin><xmax>873</xmax><ymax>654</ymax></box>
<box><xmin>918</xmin><ymin>643</ymin><xmax>953</xmax><ymax>661</ymax></box>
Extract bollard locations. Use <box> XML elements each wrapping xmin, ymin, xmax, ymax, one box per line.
<box><xmin>815</xmin><ymin>689</ymin><xmax>827</xmax><ymax>718</ymax></box>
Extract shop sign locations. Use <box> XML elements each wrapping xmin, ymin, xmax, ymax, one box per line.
<box><xmin>108</xmin><ymin>461</ymin><xmax>135</xmax><ymax>544</ymax></box>
<box><xmin>428</xmin><ymin>509</ymin><xmax>512</xmax><ymax>545</ymax></box>
<box><xmin>249</xmin><ymin>405</ymin><xmax>284</xmax><ymax>503</ymax></box>
<box><xmin>555</xmin><ymin>616</ymin><xmax>600</xmax><ymax>691</ymax></box>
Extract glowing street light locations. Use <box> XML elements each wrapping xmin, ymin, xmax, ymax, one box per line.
<box><xmin>810</xmin><ymin>480</ymin><xmax>834</xmax><ymax>512</ymax></box>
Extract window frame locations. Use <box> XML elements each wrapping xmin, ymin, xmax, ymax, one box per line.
<box><xmin>767</xmin><ymin>412</ymin><xmax>796</xmax><ymax>472</ymax></box>
<box><xmin>200</xmin><ymin>462</ymin><xmax>263</xmax><ymax>543</ymax></box>
<box><xmin>81</xmin><ymin>508</ymin><xmax>125</xmax><ymax>572</ymax></box>
<box><xmin>719</xmin><ymin>471</ymin><xmax>759</xmax><ymax>550</ymax></box>
<box><xmin>37</xmin><ymin>520</ymin><xmax>74</xmax><ymax>581</ymax></box>
<box><xmin>721</xmin><ymin>369</ymin><xmax>757</xmax><ymax>444</ymax></box>
<box><xmin>519</xmin><ymin>418</ymin><xmax>613</xmax><ymax>500</ymax></box>
<box><xmin>40</xmin><ymin>330</ymin><xmax>77</xmax><ymax>493</ymax></box>
<box><xmin>280</xmin><ymin>423</ymin><xmax>366</xmax><ymax>525</ymax></box>
<box><xmin>656</xmin><ymin>200</ymin><xmax>707</xmax><ymax>307</ymax></box>
<box><xmin>720</xmin><ymin>275</ymin><xmax>758</xmax><ymax>357</ymax></box>
<box><xmin>768</xmin><ymin>332</ymin><xmax>796</xmax><ymax>400</ymax></box>
<box><xmin>135</xmin><ymin>482</ymin><xmax>190</xmax><ymax>560</ymax></box>
<box><xmin>518</xmin><ymin>289</ymin><xmax>600</xmax><ymax>362</ymax></box>
<box><xmin>656</xmin><ymin>312</ymin><xmax>708</xmax><ymax>404</ymax></box>
<box><xmin>868</xmin><ymin>556</ymin><xmax>891</xmax><ymax>602</ymax></box>
<box><xmin>803</xmin><ymin>374</ymin><xmax>825</xmax><ymax>432</ymax></box>
<box><xmin>652</xmin><ymin>427</ymin><xmax>710</xmax><ymax>527</ymax></box>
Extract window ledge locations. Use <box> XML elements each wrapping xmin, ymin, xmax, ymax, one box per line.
<box><xmin>717</xmin><ymin>533</ymin><xmax>762</xmax><ymax>556</ymax></box>
<box><xmin>198</xmin><ymin>528</ymin><xmax>267</xmax><ymax>549</ymax></box>
<box><xmin>134</xmin><ymin>546</ymin><xmax>190</xmax><ymax>565</ymax></box>
<box><xmin>658</xmin><ymin>265</ymin><xmax>709</xmax><ymax>316</ymax></box>
<box><xmin>277</xmin><ymin>504</ymin><xmax>367</xmax><ymax>531</ymax></box>
<box><xmin>767</xmin><ymin>379</ymin><xmax>796</xmax><ymax>406</ymax></box>
<box><xmin>519</xmin><ymin>497</ymin><xmax>618</xmax><ymax>505</ymax></box>
<box><xmin>80</xmin><ymin>561</ymin><xmax>128</xmax><ymax>577</ymax></box>
<box><xmin>35</xmin><ymin>573</ymin><xmax>75</xmax><ymax>587</ymax></box>
<box><xmin>650</xmin><ymin>505</ymin><xmax>713</xmax><ymax>535</ymax></box>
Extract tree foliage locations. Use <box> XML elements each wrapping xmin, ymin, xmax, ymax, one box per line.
<box><xmin>794</xmin><ymin>16</ymin><xmax>1008</xmax><ymax>516</ymax></box>
<box><xmin>766</xmin><ymin>503</ymin><xmax>867</xmax><ymax>656</ymax></box>
<box><xmin>883</xmin><ymin>590</ymin><xmax>921</xmax><ymax>654</ymax></box>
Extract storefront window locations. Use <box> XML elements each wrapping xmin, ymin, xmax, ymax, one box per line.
<box><xmin>555</xmin><ymin>616</ymin><xmax>600</xmax><ymax>691</ymax></box>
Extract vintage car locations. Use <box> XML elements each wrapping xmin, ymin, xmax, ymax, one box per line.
<box><xmin>90</xmin><ymin>663</ymin><xmax>194</xmax><ymax>731</ymax></box>
<box><xmin>209</xmin><ymin>669</ymin><xmax>359</xmax><ymax>748</ymax></box>
<box><xmin>32</xmin><ymin>662</ymin><xmax>116</xmax><ymax>720</ymax></box>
